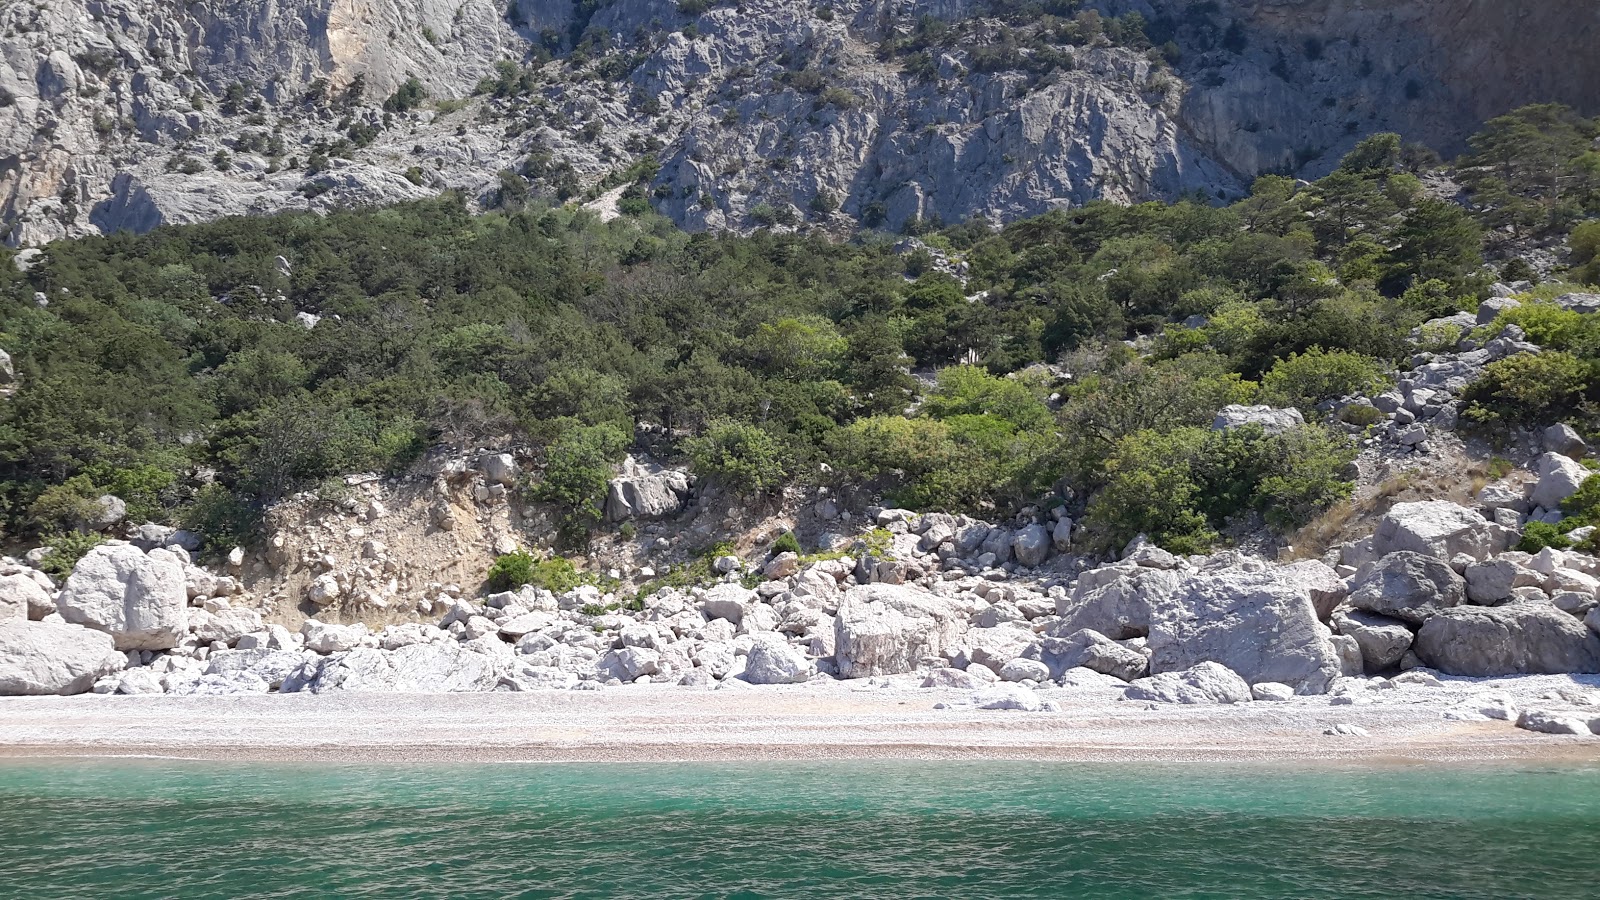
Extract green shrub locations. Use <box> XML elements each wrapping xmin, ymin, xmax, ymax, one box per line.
<box><xmin>1260</xmin><ymin>348</ymin><xmax>1387</xmax><ymax>416</ymax></box>
<box><xmin>1462</xmin><ymin>352</ymin><xmax>1591</xmax><ymax>429</ymax></box>
<box><xmin>684</xmin><ymin>420</ymin><xmax>791</xmax><ymax>495</ymax></box>
<box><xmin>534</xmin><ymin>424</ymin><xmax>629</xmax><ymax>533</ymax></box>
<box><xmin>1338</xmin><ymin>403</ymin><xmax>1384</xmax><ymax>427</ymax></box>
<box><xmin>181</xmin><ymin>483</ymin><xmax>261</xmax><ymax>552</ymax></box>
<box><xmin>486</xmin><ymin>550</ymin><xmax>537</xmax><ymax>591</ymax></box>
<box><xmin>36</xmin><ymin>532</ymin><xmax>105</xmax><ymax>578</ymax></box>
<box><xmin>487</xmin><ymin>552</ymin><xmax>588</xmax><ymax>593</ymax></box>
<box><xmin>771</xmin><ymin>531</ymin><xmax>802</xmax><ymax>556</ymax></box>
<box><xmin>1517</xmin><ymin>521</ymin><xmax>1571</xmax><ymax>553</ymax></box>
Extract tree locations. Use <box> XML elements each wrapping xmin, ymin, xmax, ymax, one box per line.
<box><xmin>684</xmin><ymin>421</ymin><xmax>790</xmax><ymax>495</ymax></box>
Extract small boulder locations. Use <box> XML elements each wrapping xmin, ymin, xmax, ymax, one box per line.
<box><xmin>1372</xmin><ymin>501</ymin><xmax>1506</xmax><ymax>561</ymax></box>
<box><xmin>1544</xmin><ymin>423</ymin><xmax>1587</xmax><ymax>459</ymax></box>
<box><xmin>1332</xmin><ymin>607</ymin><xmax>1414</xmax><ymax>672</ymax></box>
<box><xmin>741</xmin><ymin>635</ymin><xmax>811</xmax><ymax>684</ymax></box>
<box><xmin>0</xmin><ymin>573</ymin><xmax>52</xmax><ymax>622</ymax></box>
<box><xmin>1011</xmin><ymin>524</ymin><xmax>1050</xmax><ymax>568</ymax></box>
<box><xmin>998</xmin><ymin>657</ymin><xmax>1051</xmax><ymax>683</ymax></box>
<box><xmin>1530</xmin><ymin>453</ymin><xmax>1589</xmax><ymax>512</ymax></box>
<box><xmin>1212</xmin><ymin>405</ymin><xmax>1304</xmax><ymax>434</ymax></box>
<box><xmin>1515</xmin><ymin>708</ymin><xmax>1593</xmax><ymax>736</ymax></box>
<box><xmin>1251</xmin><ymin>682</ymin><xmax>1295</xmax><ymax>702</ymax></box>
<box><xmin>973</xmin><ymin>682</ymin><xmax>1046</xmax><ymax>711</ymax></box>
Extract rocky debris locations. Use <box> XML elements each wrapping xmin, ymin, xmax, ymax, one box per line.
<box><xmin>1348</xmin><ymin>552</ymin><xmax>1466</xmax><ymax>625</ymax></box>
<box><xmin>55</xmin><ymin>543</ymin><xmax>188</xmax><ymax>650</ymax></box>
<box><xmin>287</xmin><ymin>642</ymin><xmax>500</xmax><ymax>693</ymax></box>
<box><xmin>0</xmin><ymin>620</ymin><xmax>125</xmax><ymax>695</ymax></box>
<box><xmin>1331</xmin><ymin>608</ymin><xmax>1414</xmax><ymax>672</ymax></box>
<box><xmin>834</xmin><ymin>584</ymin><xmax>967</xmax><ymax>678</ymax></box>
<box><xmin>1124</xmin><ymin>662</ymin><xmax>1252</xmax><ymax>704</ymax></box>
<box><xmin>1372</xmin><ymin>501</ymin><xmax>1508</xmax><ymax>562</ymax></box>
<box><xmin>1212</xmin><ymin>405</ymin><xmax>1304</xmax><ymax>433</ymax></box>
<box><xmin>1414</xmin><ymin>603</ymin><xmax>1600</xmax><ymax>677</ymax></box>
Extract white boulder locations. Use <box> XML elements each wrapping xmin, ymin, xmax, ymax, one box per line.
<box><xmin>55</xmin><ymin>544</ymin><xmax>188</xmax><ymax>650</ymax></box>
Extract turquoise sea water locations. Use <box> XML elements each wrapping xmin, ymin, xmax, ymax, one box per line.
<box><xmin>2</xmin><ymin>759</ymin><xmax>1598</xmax><ymax>899</ymax></box>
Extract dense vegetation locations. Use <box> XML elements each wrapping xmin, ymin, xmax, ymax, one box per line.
<box><xmin>2</xmin><ymin>107</ymin><xmax>1597</xmax><ymax>557</ymax></box>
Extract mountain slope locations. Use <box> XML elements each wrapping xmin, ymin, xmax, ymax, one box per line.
<box><xmin>2</xmin><ymin>0</ymin><xmax>1595</xmax><ymax>246</ymax></box>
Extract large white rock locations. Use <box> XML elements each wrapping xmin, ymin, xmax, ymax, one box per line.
<box><xmin>55</xmin><ymin>544</ymin><xmax>188</xmax><ymax>650</ymax></box>
<box><xmin>1011</xmin><ymin>524</ymin><xmax>1051</xmax><ymax>568</ymax></box>
<box><xmin>605</xmin><ymin>460</ymin><xmax>690</xmax><ymax>521</ymax></box>
<box><xmin>1212</xmin><ymin>405</ymin><xmax>1304</xmax><ymax>433</ymax></box>
<box><xmin>834</xmin><ymin>584</ymin><xmax>968</xmax><ymax>678</ymax></box>
<box><xmin>300</xmin><ymin>619</ymin><xmax>370</xmax><ymax>654</ymax></box>
<box><xmin>1414</xmin><ymin>603</ymin><xmax>1600</xmax><ymax>676</ymax></box>
<box><xmin>1530</xmin><ymin>452</ymin><xmax>1590</xmax><ymax>512</ymax></box>
<box><xmin>700</xmin><ymin>583</ymin><xmax>755</xmax><ymax>625</ymax></box>
<box><xmin>1372</xmin><ymin>501</ymin><xmax>1507</xmax><ymax>561</ymax></box>
<box><xmin>0</xmin><ymin>620</ymin><xmax>125</xmax><ymax>695</ymax></box>
<box><xmin>972</xmin><ymin>682</ymin><xmax>1047</xmax><ymax>711</ymax></box>
<box><xmin>190</xmin><ymin>607</ymin><xmax>263</xmax><ymax>646</ymax></box>
<box><xmin>1124</xmin><ymin>661</ymin><xmax>1251</xmax><ymax>704</ymax></box>
<box><xmin>1052</xmin><ymin>564</ymin><xmax>1185</xmax><ymax>639</ymax></box>
<box><xmin>1347</xmin><ymin>551</ymin><xmax>1466</xmax><ymax>625</ymax></box>
<box><xmin>741</xmin><ymin>634</ymin><xmax>811</xmax><ymax>684</ymax></box>
<box><xmin>1145</xmin><ymin>569</ymin><xmax>1344</xmax><ymax>694</ymax></box>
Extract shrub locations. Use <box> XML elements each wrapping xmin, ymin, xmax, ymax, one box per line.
<box><xmin>534</xmin><ymin>424</ymin><xmax>630</xmax><ymax>533</ymax></box>
<box><xmin>36</xmin><ymin>532</ymin><xmax>105</xmax><ymax>579</ymax></box>
<box><xmin>181</xmin><ymin>483</ymin><xmax>261</xmax><ymax>552</ymax></box>
<box><xmin>684</xmin><ymin>421</ymin><xmax>791</xmax><ymax>495</ymax></box>
<box><xmin>771</xmin><ymin>531</ymin><xmax>802</xmax><ymax>556</ymax></box>
<box><xmin>1461</xmin><ymin>351</ymin><xmax>1591</xmax><ymax>429</ymax></box>
<box><xmin>486</xmin><ymin>550</ymin><xmax>537</xmax><ymax>590</ymax></box>
<box><xmin>1517</xmin><ymin>521</ymin><xmax>1571</xmax><ymax>553</ymax></box>
<box><xmin>1260</xmin><ymin>348</ymin><xmax>1387</xmax><ymax>416</ymax></box>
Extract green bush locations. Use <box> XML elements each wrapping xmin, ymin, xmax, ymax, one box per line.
<box><xmin>771</xmin><ymin>531</ymin><xmax>802</xmax><ymax>556</ymax></box>
<box><xmin>1517</xmin><ymin>521</ymin><xmax>1571</xmax><ymax>553</ymax></box>
<box><xmin>534</xmin><ymin>424</ymin><xmax>629</xmax><ymax>533</ymax></box>
<box><xmin>36</xmin><ymin>532</ymin><xmax>105</xmax><ymax>579</ymax></box>
<box><xmin>487</xmin><ymin>552</ymin><xmax>588</xmax><ymax>593</ymax></box>
<box><xmin>684</xmin><ymin>420</ymin><xmax>791</xmax><ymax>495</ymax></box>
<box><xmin>1259</xmin><ymin>348</ymin><xmax>1387</xmax><ymax>416</ymax></box>
<box><xmin>1462</xmin><ymin>352</ymin><xmax>1591</xmax><ymax>429</ymax></box>
<box><xmin>486</xmin><ymin>550</ymin><xmax>537</xmax><ymax>591</ymax></box>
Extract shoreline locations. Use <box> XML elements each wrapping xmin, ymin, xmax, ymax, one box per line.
<box><xmin>3</xmin><ymin>682</ymin><xmax>1597</xmax><ymax>766</ymax></box>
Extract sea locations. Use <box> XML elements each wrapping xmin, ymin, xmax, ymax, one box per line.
<box><xmin>1</xmin><ymin>758</ymin><xmax>1596</xmax><ymax>898</ymax></box>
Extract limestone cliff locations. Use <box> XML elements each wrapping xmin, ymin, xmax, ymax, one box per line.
<box><xmin>0</xmin><ymin>0</ymin><xmax>1594</xmax><ymax>246</ymax></box>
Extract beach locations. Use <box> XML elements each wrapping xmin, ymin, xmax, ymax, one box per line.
<box><xmin>3</xmin><ymin>675</ymin><xmax>1597</xmax><ymax>764</ymax></box>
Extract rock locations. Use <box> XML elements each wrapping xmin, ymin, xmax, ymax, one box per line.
<box><xmin>1331</xmin><ymin>608</ymin><xmax>1414</xmax><ymax>672</ymax></box>
<box><xmin>998</xmin><ymin>657</ymin><xmax>1052</xmax><ymax>683</ymax></box>
<box><xmin>55</xmin><ymin>544</ymin><xmax>188</xmax><ymax>650</ymax></box>
<box><xmin>1395</xmin><ymin>424</ymin><xmax>1428</xmax><ymax>446</ymax></box>
<box><xmin>700</xmin><ymin>583</ymin><xmax>755</xmax><ymax>624</ymax></box>
<box><xmin>1122</xmin><ymin>535</ymin><xmax>1182</xmax><ymax>569</ymax></box>
<box><xmin>1251</xmin><ymin>682</ymin><xmax>1295</xmax><ymax>702</ymax></box>
<box><xmin>605</xmin><ymin>464</ymin><xmax>690</xmax><ymax>521</ymax></box>
<box><xmin>0</xmin><ymin>620</ymin><xmax>125</xmax><ymax>695</ymax></box>
<box><xmin>115</xmin><ymin>668</ymin><xmax>166</xmax><ymax>695</ymax></box>
<box><xmin>1463</xmin><ymin>558</ymin><xmax>1528</xmax><ymax>604</ymax></box>
<box><xmin>1476</xmin><ymin>296</ymin><xmax>1520</xmax><ymax>325</ymax></box>
<box><xmin>741</xmin><ymin>634</ymin><xmax>810</xmax><ymax>684</ymax></box>
<box><xmin>1543</xmin><ymin>423</ymin><xmax>1587</xmax><ymax>459</ymax></box>
<box><xmin>1124</xmin><ymin>661</ymin><xmax>1252</xmax><ymax>704</ymax></box>
<box><xmin>478</xmin><ymin>452</ymin><xmax>517</xmax><ymax>486</ymax></box>
<box><xmin>1051</xmin><ymin>516</ymin><xmax>1073</xmax><ymax>552</ymax></box>
<box><xmin>80</xmin><ymin>495</ymin><xmax>128</xmax><ymax>531</ymax></box>
<box><xmin>1444</xmin><ymin>692</ymin><xmax>1517</xmax><ymax>722</ymax></box>
<box><xmin>1372</xmin><ymin>501</ymin><xmax>1506</xmax><ymax>561</ymax></box>
<box><xmin>1146</xmin><ymin>568</ymin><xmax>1344</xmax><ymax>694</ymax></box>
<box><xmin>190</xmin><ymin>607</ymin><xmax>263</xmax><ymax>645</ymax></box>
<box><xmin>204</xmin><ymin>648</ymin><xmax>305</xmax><ymax>690</ymax></box>
<box><xmin>1324</xmin><ymin>723</ymin><xmax>1370</xmax><ymax>737</ymax></box>
<box><xmin>1414</xmin><ymin>603</ymin><xmax>1600</xmax><ymax>676</ymax></box>
<box><xmin>1010</xmin><ymin>524</ymin><xmax>1051</xmax><ymax>568</ymax></box>
<box><xmin>1348</xmin><ymin>552</ymin><xmax>1467</xmax><ymax>625</ymax></box>
<box><xmin>1028</xmin><ymin>628</ymin><xmax>1149</xmax><ymax>682</ymax></box>
<box><xmin>921</xmin><ymin>666</ymin><xmax>989</xmax><ymax>689</ymax></box>
<box><xmin>1476</xmin><ymin>482</ymin><xmax>1530</xmax><ymax>514</ymax></box>
<box><xmin>1212</xmin><ymin>405</ymin><xmax>1304</xmax><ymax>433</ymax></box>
<box><xmin>307</xmin><ymin>573</ymin><xmax>342</xmax><ymax>606</ymax></box>
<box><xmin>833</xmin><ymin>584</ymin><xmax>968</xmax><ymax>678</ymax></box>
<box><xmin>712</xmin><ymin>555</ymin><xmax>742</xmax><ymax>574</ymax></box>
<box><xmin>293</xmin><ymin>643</ymin><xmax>499</xmax><ymax>693</ymax></box>
<box><xmin>1530</xmin><ymin>452</ymin><xmax>1589</xmax><ymax>512</ymax></box>
<box><xmin>1515</xmin><ymin>708</ymin><xmax>1593</xmax><ymax>736</ymax></box>
<box><xmin>0</xmin><ymin>573</ymin><xmax>52</xmax><ymax>622</ymax></box>
<box><xmin>300</xmin><ymin>619</ymin><xmax>369</xmax><ymax>654</ymax></box>
<box><xmin>1053</xmin><ymin>564</ymin><xmax>1183</xmax><ymax>639</ymax></box>
<box><xmin>973</xmin><ymin>683</ymin><xmax>1046</xmax><ymax>711</ymax></box>
<box><xmin>763</xmin><ymin>552</ymin><xmax>801</xmax><ymax>580</ymax></box>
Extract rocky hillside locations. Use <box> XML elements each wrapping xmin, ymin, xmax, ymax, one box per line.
<box><xmin>3</xmin><ymin>0</ymin><xmax>1596</xmax><ymax>246</ymax></box>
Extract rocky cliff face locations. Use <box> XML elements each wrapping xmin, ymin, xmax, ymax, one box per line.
<box><xmin>2</xmin><ymin>0</ymin><xmax>1595</xmax><ymax>246</ymax></box>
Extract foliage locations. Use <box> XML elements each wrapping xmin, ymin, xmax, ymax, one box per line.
<box><xmin>1461</xmin><ymin>352</ymin><xmax>1591</xmax><ymax>430</ymax></box>
<box><xmin>1517</xmin><ymin>521</ymin><xmax>1571</xmax><ymax>553</ymax></box>
<box><xmin>771</xmin><ymin>531</ymin><xmax>802</xmax><ymax>556</ymax></box>
<box><xmin>534</xmin><ymin>424</ymin><xmax>629</xmax><ymax>534</ymax></box>
<box><xmin>486</xmin><ymin>550</ymin><xmax>537</xmax><ymax>591</ymax></box>
<box><xmin>1084</xmin><ymin>424</ymin><xmax>1356</xmax><ymax>553</ymax></box>
<box><xmin>1259</xmin><ymin>348</ymin><xmax>1387</xmax><ymax>416</ymax></box>
<box><xmin>684</xmin><ymin>421</ymin><xmax>791</xmax><ymax>495</ymax></box>
<box><xmin>35</xmin><ymin>531</ymin><xmax>105</xmax><ymax>579</ymax></box>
